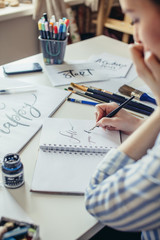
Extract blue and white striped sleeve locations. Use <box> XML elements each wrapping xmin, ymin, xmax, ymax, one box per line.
<box><xmin>85</xmin><ymin>143</ymin><xmax>160</xmax><ymax>233</ymax></box>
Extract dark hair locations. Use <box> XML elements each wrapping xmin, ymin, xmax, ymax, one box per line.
<box><xmin>151</xmin><ymin>0</ymin><xmax>160</xmax><ymax>4</ymax></box>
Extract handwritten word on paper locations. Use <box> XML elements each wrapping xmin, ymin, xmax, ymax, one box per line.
<box><xmin>89</xmin><ymin>52</ymin><xmax>133</xmax><ymax>77</ymax></box>
<box><xmin>59</xmin><ymin>121</ymin><xmax>96</xmax><ymax>144</ymax></box>
<box><xmin>39</xmin><ymin>118</ymin><xmax>121</xmax><ymax>154</ymax></box>
<box><xmin>95</xmin><ymin>58</ymin><xmax>128</xmax><ymax>71</ymax></box>
<box><xmin>0</xmin><ymin>82</ymin><xmax>70</xmax><ymax>159</ymax></box>
<box><xmin>45</xmin><ymin>63</ymin><xmax>105</xmax><ymax>87</ymax></box>
<box><xmin>0</xmin><ymin>94</ymin><xmax>41</xmax><ymax>136</ymax></box>
<box><xmin>58</xmin><ymin>68</ymin><xmax>94</xmax><ymax>79</ymax></box>
<box><xmin>45</xmin><ymin>53</ymin><xmax>133</xmax><ymax>87</ymax></box>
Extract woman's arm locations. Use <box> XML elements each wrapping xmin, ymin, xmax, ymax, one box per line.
<box><xmin>119</xmin><ymin>107</ymin><xmax>160</xmax><ymax>160</ymax></box>
<box><xmin>85</xmin><ymin>41</ymin><xmax>160</xmax><ymax>232</ymax></box>
<box><xmin>85</xmin><ymin>109</ymin><xmax>160</xmax><ymax>232</ymax></box>
<box><xmin>85</xmin><ymin>142</ymin><xmax>160</xmax><ymax>232</ymax></box>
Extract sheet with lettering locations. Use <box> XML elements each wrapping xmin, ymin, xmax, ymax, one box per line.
<box><xmin>84</xmin><ymin>64</ymin><xmax>137</xmax><ymax>93</ymax></box>
<box><xmin>0</xmin><ymin>78</ymin><xmax>70</xmax><ymax>159</ymax></box>
<box><xmin>88</xmin><ymin>52</ymin><xmax>132</xmax><ymax>75</ymax></box>
<box><xmin>45</xmin><ymin>52</ymin><xmax>133</xmax><ymax>87</ymax></box>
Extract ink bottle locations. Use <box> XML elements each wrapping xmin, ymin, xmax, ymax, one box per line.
<box><xmin>2</xmin><ymin>153</ymin><xmax>24</xmax><ymax>189</ymax></box>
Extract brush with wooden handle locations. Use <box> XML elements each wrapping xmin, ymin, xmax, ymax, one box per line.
<box><xmin>118</xmin><ymin>84</ymin><xmax>157</xmax><ymax>105</ymax></box>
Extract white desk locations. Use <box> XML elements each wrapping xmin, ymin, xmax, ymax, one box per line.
<box><xmin>0</xmin><ymin>36</ymin><xmax>141</xmax><ymax>240</ymax></box>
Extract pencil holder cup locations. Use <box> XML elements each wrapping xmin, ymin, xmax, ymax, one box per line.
<box><xmin>39</xmin><ymin>36</ymin><xmax>68</xmax><ymax>64</ymax></box>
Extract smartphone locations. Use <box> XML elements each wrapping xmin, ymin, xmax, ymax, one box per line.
<box><xmin>3</xmin><ymin>62</ymin><xmax>42</xmax><ymax>75</ymax></box>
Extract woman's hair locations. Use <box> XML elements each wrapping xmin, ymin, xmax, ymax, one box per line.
<box><xmin>151</xmin><ymin>0</ymin><xmax>160</xmax><ymax>4</ymax></box>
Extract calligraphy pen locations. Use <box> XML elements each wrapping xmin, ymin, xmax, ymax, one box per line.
<box><xmin>87</xmin><ymin>96</ymin><xmax>135</xmax><ymax>132</ymax></box>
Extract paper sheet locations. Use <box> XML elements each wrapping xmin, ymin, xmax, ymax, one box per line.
<box><xmin>88</xmin><ymin>52</ymin><xmax>132</xmax><ymax>77</ymax></box>
<box><xmin>0</xmin><ymin>188</ymin><xmax>32</xmax><ymax>223</ymax></box>
<box><xmin>39</xmin><ymin>118</ymin><xmax>120</xmax><ymax>150</ymax></box>
<box><xmin>31</xmin><ymin>118</ymin><xmax>120</xmax><ymax>194</ymax></box>
<box><xmin>45</xmin><ymin>52</ymin><xmax>133</xmax><ymax>87</ymax></box>
<box><xmin>0</xmin><ymin>79</ymin><xmax>70</xmax><ymax>159</ymax></box>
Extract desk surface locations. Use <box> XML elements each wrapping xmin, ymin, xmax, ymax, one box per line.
<box><xmin>0</xmin><ymin>36</ymin><xmax>141</xmax><ymax>240</ymax></box>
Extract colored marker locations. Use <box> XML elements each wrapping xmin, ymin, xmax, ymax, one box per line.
<box><xmin>67</xmin><ymin>97</ymin><xmax>98</xmax><ymax>106</ymax></box>
<box><xmin>58</xmin><ymin>23</ymin><xmax>64</xmax><ymax>40</ymax></box>
<box><xmin>38</xmin><ymin>20</ymin><xmax>43</xmax><ymax>39</ymax></box>
<box><xmin>41</xmin><ymin>22</ymin><xmax>47</xmax><ymax>39</ymax></box>
<box><xmin>45</xmin><ymin>21</ymin><xmax>50</xmax><ymax>39</ymax></box>
<box><xmin>54</xmin><ymin>25</ymin><xmax>58</xmax><ymax>40</ymax></box>
<box><xmin>49</xmin><ymin>23</ymin><xmax>53</xmax><ymax>39</ymax></box>
<box><xmin>64</xmin><ymin>19</ymin><xmax>70</xmax><ymax>34</ymax></box>
<box><xmin>59</xmin><ymin>18</ymin><xmax>63</xmax><ymax>26</ymax></box>
<box><xmin>61</xmin><ymin>24</ymin><xmax>67</xmax><ymax>40</ymax></box>
<box><xmin>2</xmin><ymin>226</ymin><xmax>29</xmax><ymax>239</ymax></box>
<box><xmin>64</xmin><ymin>19</ymin><xmax>69</xmax><ymax>27</ymax></box>
<box><xmin>51</xmin><ymin>15</ymin><xmax>56</xmax><ymax>23</ymax></box>
<box><xmin>43</xmin><ymin>13</ymin><xmax>48</xmax><ymax>22</ymax></box>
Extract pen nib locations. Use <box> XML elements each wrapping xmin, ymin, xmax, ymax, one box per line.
<box><xmin>84</xmin><ymin>130</ymin><xmax>91</xmax><ymax>134</ymax></box>
<box><xmin>85</xmin><ymin>125</ymin><xmax>97</xmax><ymax>133</ymax></box>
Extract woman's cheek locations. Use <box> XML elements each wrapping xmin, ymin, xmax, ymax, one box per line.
<box><xmin>141</xmin><ymin>22</ymin><xmax>160</xmax><ymax>57</ymax></box>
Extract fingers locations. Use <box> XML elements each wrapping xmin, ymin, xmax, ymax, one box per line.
<box><xmin>95</xmin><ymin>104</ymin><xmax>106</xmax><ymax>121</ymax></box>
<box><xmin>105</xmin><ymin>126</ymin><xmax>117</xmax><ymax>131</ymax></box>
<box><xmin>129</xmin><ymin>43</ymin><xmax>160</xmax><ymax>104</ymax></box>
<box><xmin>96</xmin><ymin>116</ymin><xmax>117</xmax><ymax>129</ymax></box>
<box><xmin>95</xmin><ymin>102</ymin><xmax>119</xmax><ymax>122</ymax></box>
<box><xmin>144</xmin><ymin>51</ymin><xmax>160</xmax><ymax>80</ymax></box>
<box><xmin>129</xmin><ymin>44</ymin><xmax>153</xmax><ymax>80</ymax></box>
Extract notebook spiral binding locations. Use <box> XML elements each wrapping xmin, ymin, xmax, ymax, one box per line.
<box><xmin>40</xmin><ymin>144</ymin><xmax>111</xmax><ymax>155</ymax></box>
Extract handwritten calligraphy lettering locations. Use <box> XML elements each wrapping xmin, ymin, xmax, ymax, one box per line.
<box><xmin>13</xmin><ymin>108</ymin><xmax>32</xmax><ymax>121</ymax></box>
<box><xmin>95</xmin><ymin>58</ymin><xmax>127</xmax><ymax>71</ymax></box>
<box><xmin>58</xmin><ymin>69</ymin><xmax>94</xmax><ymax>79</ymax></box>
<box><xmin>59</xmin><ymin>122</ymin><xmax>95</xmax><ymax>144</ymax></box>
<box><xmin>24</xmin><ymin>103</ymin><xmax>41</xmax><ymax>118</ymax></box>
<box><xmin>0</xmin><ymin>94</ymin><xmax>41</xmax><ymax>135</ymax></box>
<box><xmin>88</xmin><ymin>135</ymin><xmax>95</xmax><ymax>144</ymax></box>
<box><xmin>59</xmin><ymin>130</ymin><xmax>80</xmax><ymax>143</ymax></box>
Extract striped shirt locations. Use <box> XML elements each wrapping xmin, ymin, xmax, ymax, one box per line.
<box><xmin>85</xmin><ymin>133</ymin><xmax>160</xmax><ymax>240</ymax></box>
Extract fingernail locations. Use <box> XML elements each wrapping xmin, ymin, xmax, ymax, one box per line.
<box><xmin>144</xmin><ymin>51</ymin><xmax>152</xmax><ymax>59</ymax></box>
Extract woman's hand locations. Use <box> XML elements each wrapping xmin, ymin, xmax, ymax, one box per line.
<box><xmin>95</xmin><ymin>102</ymin><xmax>143</xmax><ymax>135</ymax></box>
<box><xmin>129</xmin><ymin>43</ymin><xmax>160</xmax><ymax>105</ymax></box>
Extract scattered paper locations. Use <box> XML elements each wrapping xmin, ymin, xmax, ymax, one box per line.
<box><xmin>45</xmin><ymin>52</ymin><xmax>133</xmax><ymax>87</ymax></box>
<box><xmin>0</xmin><ymin>78</ymin><xmax>70</xmax><ymax>159</ymax></box>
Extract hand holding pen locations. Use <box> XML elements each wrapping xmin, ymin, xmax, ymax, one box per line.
<box><xmin>89</xmin><ymin>96</ymin><xmax>144</xmax><ymax>135</ymax></box>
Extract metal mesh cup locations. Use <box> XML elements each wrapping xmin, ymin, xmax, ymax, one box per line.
<box><xmin>39</xmin><ymin>36</ymin><xmax>68</xmax><ymax>64</ymax></box>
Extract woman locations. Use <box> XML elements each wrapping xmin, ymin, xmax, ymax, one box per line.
<box><xmin>85</xmin><ymin>0</ymin><xmax>160</xmax><ymax>239</ymax></box>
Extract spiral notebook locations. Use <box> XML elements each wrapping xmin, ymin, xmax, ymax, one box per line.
<box><xmin>31</xmin><ymin>118</ymin><xmax>121</xmax><ymax>195</ymax></box>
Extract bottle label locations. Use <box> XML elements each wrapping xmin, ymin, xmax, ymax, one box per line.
<box><xmin>2</xmin><ymin>171</ymin><xmax>24</xmax><ymax>189</ymax></box>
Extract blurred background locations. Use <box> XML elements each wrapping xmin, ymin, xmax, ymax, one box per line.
<box><xmin>0</xmin><ymin>0</ymin><xmax>134</xmax><ymax>65</ymax></box>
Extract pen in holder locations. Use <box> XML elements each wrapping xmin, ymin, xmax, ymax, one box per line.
<box><xmin>39</xmin><ymin>35</ymin><xmax>68</xmax><ymax>64</ymax></box>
